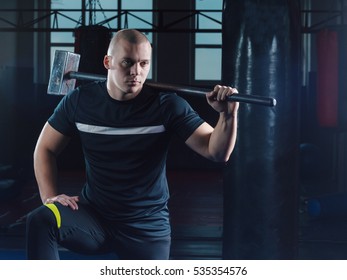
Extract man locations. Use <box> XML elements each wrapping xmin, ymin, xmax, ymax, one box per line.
<box><xmin>26</xmin><ymin>29</ymin><xmax>239</xmax><ymax>259</ymax></box>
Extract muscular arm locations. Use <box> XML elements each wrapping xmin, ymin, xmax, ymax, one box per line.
<box><xmin>185</xmin><ymin>85</ymin><xmax>239</xmax><ymax>162</ymax></box>
<box><xmin>33</xmin><ymin>122</ymin><xmax>79</xmax><ymax>209</ymax></box>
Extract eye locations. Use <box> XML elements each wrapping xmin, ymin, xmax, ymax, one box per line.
<box><xmin>140</xmin><ymin>61</ymin><xmax>150</xmax><ymax>68</ymax></box>
<box><xmin>121</xmin><ymin>59</ymin><xmax>133</xmax><ymax>67</ymax></box>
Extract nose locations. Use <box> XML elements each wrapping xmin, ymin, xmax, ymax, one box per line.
<box><xmin>130</xmin><ymin>63</ymin><xmax>140</xmax><ymax>76</ymax></box>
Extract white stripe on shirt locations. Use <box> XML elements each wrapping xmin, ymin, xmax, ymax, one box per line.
<box><xmin>76</xmin><ymin>122</ymin><xmax>166</xmax><ymax>135</ymax></box>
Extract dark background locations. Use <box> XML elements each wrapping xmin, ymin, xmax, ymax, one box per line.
<box><xmin>1</xmin><ymin>0</ymin><xmax>347</xmax><ymax>260</ymax></box>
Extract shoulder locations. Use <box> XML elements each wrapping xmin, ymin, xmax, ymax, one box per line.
<box><xmin>159</xmin><ymin>92</ymin><xmax>194</xmax><ymax>116</ymax></box>
<box><xmin>142</xmin><ymin>84</ymin><xmax>183</xmax><ymax>102</ymax></box>
<box><xmin>77</xmin><ymin>81</ymin><xmax>106</xmax><ymax>96</ymax></box>
<box><xmin>141</xmin><ymin>84</ymin><xmax>189</xmax><ymax>109</ymax></box>
<box><xmin>64</xmin><ymin>81</ymin><xmax>106</xmax><ymax>103</ymax></box>
<box><xmin>153</xmin><ymin>89</ymin><xmax>189</xmax><ymax>107</ymax></box>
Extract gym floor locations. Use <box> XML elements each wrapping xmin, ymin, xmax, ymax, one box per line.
<box><xmin>0</xmin><ymin>168</ymin><xmax>347</xmax><ymax>260</ymax></box>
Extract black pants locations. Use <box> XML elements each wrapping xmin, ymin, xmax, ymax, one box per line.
<box><xmin>26</xmin><ymin>202</ymin><xmax>171</xmax><ymax>260</ymax></box>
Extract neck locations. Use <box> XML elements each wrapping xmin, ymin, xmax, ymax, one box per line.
<box><xmin>106</xmin><ymin>81</ymin><xmax>142</xmax><ymax>101</ymax></box>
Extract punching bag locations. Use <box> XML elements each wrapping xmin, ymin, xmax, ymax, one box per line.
<box><xmin>316</xmin><ymin>26</ymin><xmax>347</xmax><ymax>129</ymax></box>
<box><xmin>316</xmin><ymin>28</ymin><xmax>339</xmax><ymax>128</ymax></box>
<box><xmin>74</xmin><ymin>25</ymin><xmax>112</xmax><ymax>75</ymax></box>
<box><xmin>222</xmin><ymin>0</ymin><xmax>301</xmax><ymax>259</ymax></box>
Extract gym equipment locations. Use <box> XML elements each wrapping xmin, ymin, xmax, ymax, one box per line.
<box><xmin>316</xmin><ymin>26</ymin><xmax>347</xmax><ymax>129</ymax></box>
<box><xmin>222</xmin><ymin>0</ymin><xmax>300</xmax><ymax>259</ymax></box>
<box><xmin>316</xmin><ymin>28</ymin><xmax>338</xmax><ymax>127</ymax></box>
<box><xmin>47</xmin><ymin>50</ymin><xmax>277</xmax><ymax>107</ymax></box>
<box><xmin>74</xmin><ymin>25</ymin><xmax>112</xmax><ymax>76</ymax></box>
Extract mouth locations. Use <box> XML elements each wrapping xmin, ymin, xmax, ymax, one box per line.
<box><xmin>127</xmin><ymin>80</ymin><xmax>141</xmax><ymax>87</ymax></box>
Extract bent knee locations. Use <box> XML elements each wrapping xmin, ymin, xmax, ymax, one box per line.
<box><xmin>27</xmin><ymin>204</ymin><xmax>60</xmax><ymax>229</ymax></box>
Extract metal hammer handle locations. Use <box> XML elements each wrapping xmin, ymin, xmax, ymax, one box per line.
<box><xmin>66</xmin><ymin>71</ymin><xmax>276</xmax><ymax>107</ymax></box>
<box><xmin>146</xmin><ymin>82</ymin><xmax>276</xmax><ymax>107</ymax></box>
<box><xmin>66</xmin><ymin>71</ymin><xmax>106</xmax><ymax>81</ymax></box>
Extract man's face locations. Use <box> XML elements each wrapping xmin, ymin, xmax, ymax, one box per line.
<box><xmin>105</xmin><ymin>39</ymin><xmax>151</xmax><ymax>99</ymax></box>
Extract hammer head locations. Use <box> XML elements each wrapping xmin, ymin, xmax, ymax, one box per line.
<box><xmin>47</xmin><ymin>50</ymin><xmax>80</xmax><ymax>95</ymax></box>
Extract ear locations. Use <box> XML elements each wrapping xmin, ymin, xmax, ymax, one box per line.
<box><xmin>103</xmin><ymin>55</ymin><xmax>111</xmax><ymax>69</ymax></box>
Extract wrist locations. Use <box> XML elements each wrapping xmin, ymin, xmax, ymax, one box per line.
<box><xmin>220</xmin><ymin>111</ymin><xmax>237</xmax><ymax>120</ymax></box>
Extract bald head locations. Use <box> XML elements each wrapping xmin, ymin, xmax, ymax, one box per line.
<box><xmin>103</xmin><ymin>29</ymin><xmax>152</xmax><ymax>100</ymax></box>
<box><xmin>107</xmin><ymin>29</ymin><xmax>151</xmax><ymax>56</ymax></box>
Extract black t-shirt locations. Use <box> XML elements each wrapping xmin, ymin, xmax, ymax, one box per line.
<box><xmin>48</xmin><ymin>81</ymin><xmax>204</xmax><ymax>237</ymax></box>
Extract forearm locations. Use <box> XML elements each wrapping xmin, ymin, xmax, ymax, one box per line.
<box><xmin>33</xmin><ymin>148</ymin><xmax>59</xmax><ymax>204</ymax></box>
<box><xmin>208</xmin><ymin>111</ymin><xmax>238</xmax><ymax>162</ymax></box>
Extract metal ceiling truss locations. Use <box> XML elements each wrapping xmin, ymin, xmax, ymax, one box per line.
<box><xmin>0</xmin><ymin>7</ymin><xmax>344</xmax><ymax>33</ymax></box>
<box><xmin>0</xmin><ymin>9</ymin><xmax>222</xmax><ymax>33</ymax></box>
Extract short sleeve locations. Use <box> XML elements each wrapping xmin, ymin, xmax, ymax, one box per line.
<box><xmin>160</xmin><ymin>93</ymin><xmax>205</xmax><ymax>141</ymax></box>
<box><xmin>48</xmin><ymin>88</ymin><xmax>80</xmax><ymax>136</ymax></box>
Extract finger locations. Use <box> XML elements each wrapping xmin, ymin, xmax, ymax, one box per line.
<box><xmin>66</xmin><ymin>199</ymin><xmax>79</xmax><ymax>210</ymax></box>
<box><xmin>228</xmin><ymin>87</ymin><xmax>239</xmax><ymax>95</ymax></box>
<box><xmin>206</xmin><ymin>85</ymin><xmax>219</xmax><ymax>99</ymax></box>
<box><xmin>49</xmin><ymin>195</ymin><xmax>79</xmax><ymax>210</ymax></box>
<box><xmin>58</xmin><ymin>196</ymin><xmax>69</xmax><ymax>207</ymax></box>
<box><xmin>208</xmin><ymin>85</ymin><xmax>238</xmax><ymax>101</ymax></box>
<box><xmin>217</xmin><ymin>86</ymin><xmax>229</xmax><ymax>101</ymax></box>
<box><xmin>61</xmin><ymin>195</ymin><xmax>79</xmax><ymax>210</ymax></box>
<box><xmin>213</xmin><ymin>84</ymin><xmax>222</xmax><ymax>92</ymax></box>
<box><xmin>215</xmin><ymin>85</ymin><xmax>224</xmax><ymax>101</ymax></box>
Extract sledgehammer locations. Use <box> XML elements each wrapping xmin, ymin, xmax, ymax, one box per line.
<box><xmin>47</xmin><ymin>50</ymin><xmax>277</xmax><ymax>107</ymax></box>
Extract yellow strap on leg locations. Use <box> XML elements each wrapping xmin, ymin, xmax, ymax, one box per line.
<box><xmin>44</xmin><ymin>203</ymin><xmax>62</xmax><ymax>229</ymax></box>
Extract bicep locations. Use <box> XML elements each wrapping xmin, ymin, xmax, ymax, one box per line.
<box><xmin>185</xmin><ymin>122</ymin><xmax>214</xmax><ymax>160</ymax></box>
